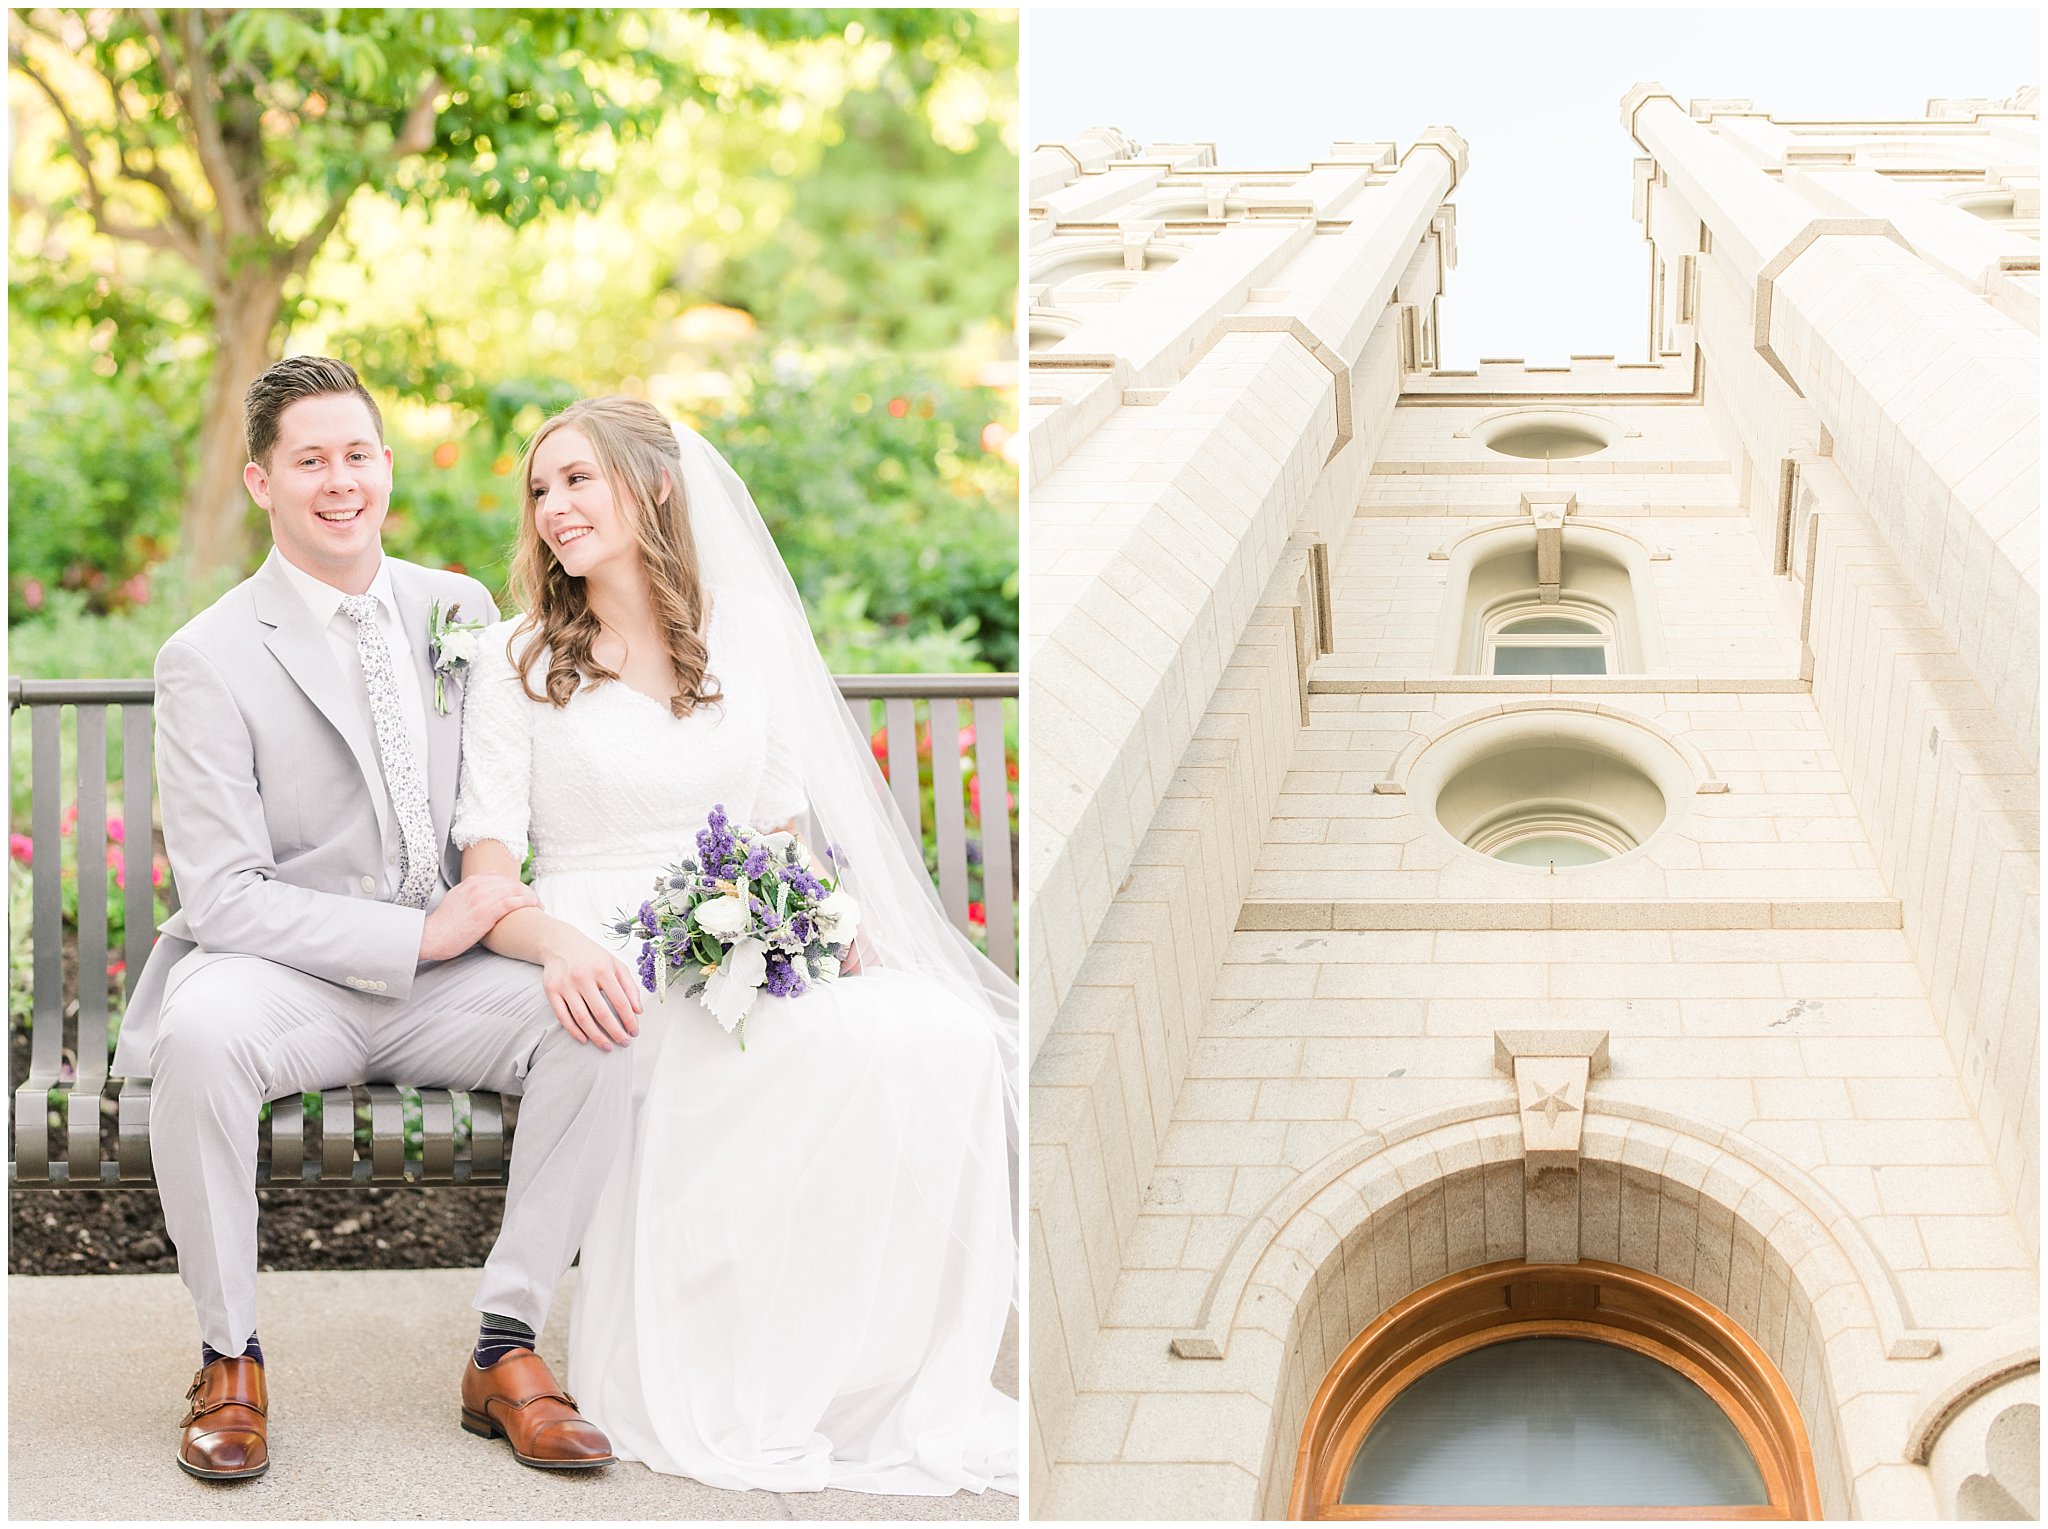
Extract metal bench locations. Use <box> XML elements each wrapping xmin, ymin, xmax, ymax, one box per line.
<box><xmin>8</xmin><ymin>674</ymin><xmax>1018</xmax><ymax>1189</ymax></box>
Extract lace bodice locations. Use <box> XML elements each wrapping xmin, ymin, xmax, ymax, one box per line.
<box><xmin>451</xmin><ymin>595</ymin><xmax>806</xmax><ymax>877</ymax></box>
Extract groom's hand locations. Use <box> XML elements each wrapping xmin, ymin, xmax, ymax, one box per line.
<box><xmin>420</xmin><ymin>874</ymin><xmax>540</xmax><ymax>963</ymax></box>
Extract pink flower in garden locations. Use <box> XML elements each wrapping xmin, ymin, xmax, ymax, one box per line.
<box><xmin>958</xmin><ymin>725</ymin><xmax>975</xmax><ymax>752</ymax></box>
<box><xmin>61</xmin><ymin>803</ymin><xmax>77</xmax><ymax>836</ymax></box>
<box><xmin>21</xmin><ymin>578</ymin><xmax>44</xmax><ymax>611</ymax></box>
<box><xmin>122</xmin><ymin>572</ymin><xmax>151</xmax><ymax>606</ymax></box>
<box><xmin>152</xmin><ymin>858</ymin><xmax>168</xmax><ymax>889</ymax></box>
<box><xmin>8</xmin><ymin>833</ymin><xmax>31</xmax><ymax>864</ymax></box>
<box><xmin>107</xmin><ymin>815</ymin><xmax>125</xmax><ymax>845</ymax></box>
<box><xmin>108</xmin><ymin>846</ymin><xmax>126</xmax><ymax>889</ymax></box>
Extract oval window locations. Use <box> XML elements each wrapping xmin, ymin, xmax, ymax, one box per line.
<box><xmin>1340</xmin><ymin>1336</ymin><xmax>1770</xmax><ymax>1508</ymax></box>
<box><xmin>1486</xmin><ymin>425</ymin><xmax>1609</xmax><ymax>460</ymax></box>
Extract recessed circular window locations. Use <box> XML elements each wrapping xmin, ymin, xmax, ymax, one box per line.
<box><xmin>1437</xmin><ymin>741</ymin><xmax>1665</xmax><ymax>865</ymax></box>
<box><xmin>1486</xmin><ymin>424</ymin><xmax>1609</xmax><ymax>459</ymax></box>
<box><xmin>1475</xmin><ymin>411</ymin><xmax>1619</xmax><ymax>461</ymax></box>
<box><xmin>1400</xmin><ymin>706</ymin><xmax>1697</xmax><ymax>871</ymax></box>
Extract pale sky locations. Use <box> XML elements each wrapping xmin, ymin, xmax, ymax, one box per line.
<box><xmin>1028</xmin><ymin>7</ymin><xmax>2040</xmax><ymax>367</ymax></box>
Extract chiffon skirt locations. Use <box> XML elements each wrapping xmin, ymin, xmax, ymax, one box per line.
<box><xmin>547</xmin><ymin>868</ymin><xmax>1019</xmax><ymax>1495</ymax></box>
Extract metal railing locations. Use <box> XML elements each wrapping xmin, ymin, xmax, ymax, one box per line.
<box><xmin>7</xmin><ymin>674</ymin><xmax>1018</xmax><ymax>1188</ymax></box>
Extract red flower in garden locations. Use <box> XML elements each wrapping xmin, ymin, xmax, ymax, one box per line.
<box><xmin>967</xmin><ymin>901</ymin><xmax>986</xmax><ymax>928</ymax></box>
<box><xmin>60</xmin><ymin>803</ymin><xmax>77</xmax><ymax>836</ymax></box>
<box><xmin>870</xmin><ymin>725</ymin><xmax>889</xmax><ymax>763</ymax></box>
<box><xmin>887</xmin><ymin>397</ymin><xmax>910</xmax><ymax>419</ymax></box>
<box><xmin>107</xmin><ymin>960</ymin><xmax>126</xmax><ymax>981</ymax></box>
<box><xmin>8</xmin><ymin>833</ymin><xmax>31</xmax><ymax>864</ymax></box>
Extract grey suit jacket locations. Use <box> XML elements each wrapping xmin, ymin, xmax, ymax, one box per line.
<box><xmin>114</xmin><ymin>549</ymin><xmax>498</xmax><ymax>1077</ymax></box>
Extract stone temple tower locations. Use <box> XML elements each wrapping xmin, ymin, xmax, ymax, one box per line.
<box><xmin>1026</xmin><ymin>87</ymin><xmax>2037</xmax><ymax>1520</ymax></box>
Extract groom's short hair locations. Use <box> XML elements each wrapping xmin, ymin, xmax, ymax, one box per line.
<box><xmin>245</xmin><ymin>355</ymin><xmax>384</xmax><ymax>468</ymax></box>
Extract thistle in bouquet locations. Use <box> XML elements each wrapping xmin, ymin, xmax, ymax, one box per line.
<box><xmin>608</xmin><ymin>804</ymin><xmax>859</xmax><ymax>1049</ymax></box>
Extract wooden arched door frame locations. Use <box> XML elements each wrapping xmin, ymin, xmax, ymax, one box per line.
<box><xmin>1288</xmin><ymin>1260</ymin><xmax>1823</xmax><ymax>1520</ymax></box>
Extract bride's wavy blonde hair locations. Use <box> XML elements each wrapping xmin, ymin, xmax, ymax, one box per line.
<box><xmin>508</xmin><ymin>396</ymin><xmax>721</xmax><ymax>717</ymax></box>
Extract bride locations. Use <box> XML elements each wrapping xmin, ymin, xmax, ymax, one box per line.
<box><xmin>448</xmin><ymin>396</ymin><xmax>1020</xmax><ymax>1495</ymax></box>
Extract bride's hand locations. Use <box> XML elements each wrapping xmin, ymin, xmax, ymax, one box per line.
<box><xmin>539</xmin><ymin>927</ymin><xmax>644</xmax><ymax>1050</ymax></box>
<box><xmin>839</xmin><ymin>934</ymin><xmax>869</xmax><ymax>978</ymax></box>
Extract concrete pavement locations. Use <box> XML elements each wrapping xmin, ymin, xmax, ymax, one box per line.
<box><xmin>8</xmin><ymin>1266</ymin><xmax>1019</xmax><ymax>1521</ymax></box>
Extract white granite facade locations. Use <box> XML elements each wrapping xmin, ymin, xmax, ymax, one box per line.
<box><xmin>1027</xmin><ymin>88</ymin><xmax>2038</xmax><ymax>1521</ymax></box>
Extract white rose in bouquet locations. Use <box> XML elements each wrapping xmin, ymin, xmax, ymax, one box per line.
<box><xmin>813</xmin><ymin>889</ymin><xmax>860</xmax><ymax>943</ymax></box>
<box><xmin>693</xmin><ymin>893</ymin><xmax>751</xmax><ymax>940</ymax></box>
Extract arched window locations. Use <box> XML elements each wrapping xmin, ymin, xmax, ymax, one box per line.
<box><xmin>1291</xmin><ymin>1261</ymin><xmax>1822</xmax><ymax>1519</ymax></box>
<box><xmin>1484</xmin><ymin>603</ymin><xmax>1615</xmax><ymax>676</ymax></box>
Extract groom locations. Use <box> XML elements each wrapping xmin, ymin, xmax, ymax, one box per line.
<box><xmin>115</xmin><ymin>355</ymin><xmax>635</xmax><ymax>1481</ymax></box>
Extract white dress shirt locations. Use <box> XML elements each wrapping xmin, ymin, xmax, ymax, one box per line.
<box><xmin>275</xmin><ymin>554</ymin><xmax>429</xmax><ymax>885</ymax></box>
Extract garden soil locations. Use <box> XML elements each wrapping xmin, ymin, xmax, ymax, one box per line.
<box><xmin>10</xmin><ymin>1025</ymin><xmax>508</xmax><ymax>1276</ymax></box>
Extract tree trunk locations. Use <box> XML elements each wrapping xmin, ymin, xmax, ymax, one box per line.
<box><xmin>183</xmin><ymin>277</ymin><xmax>288</xmax><ymax>580</ymax></box>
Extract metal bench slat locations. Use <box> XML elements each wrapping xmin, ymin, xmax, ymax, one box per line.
<box><xmin>270</xmin><ymin>1092</ymin><xmax>306</xmax><ymax>1184</ymax></box>
<box><xmin>16</xmin><ymin>706</ymin><xmax>66</xmax><ymax>1183</ymax></box>
<box><xmin>470</xmin><ymin>1092</ymin><xmax>505</xmax><ymax>1182</ymax></box>
<box><xmin>71</xmin><ymin>706</ymin><xmax>111</xmax><ymax>1181</ymax></box>
<box><xmin>421</xmin><ymin>1089</ymin><xmax>455</xmax><ymax>1182</ymax></box>
<box><xmin>122</xmin><ymin>704</ymin><xmax>155</xmax><ymax>994</ymax></box>
<box><xmin>117</xmin><ymin>1076</ymin><xmax>154</xmax><ymax>1181</ymax></box>
<box><xmin>972</xmin><ymin>696</ymin><xmax>1017</xmax><ymax>976</ymax></box>
<box><xmin>366</xmin><ymin>1084</ymin><xmax>406</xmax><ymax>1182</ymax></box>
<box><xmin>882</xmin><ymin>696</ymin><xmax>921</xmax><ymax>843</ymax></box>
<box><xmin>320</xmin><ymin>1087</ymin><xmax>355</xmax><ymax>1182</ymax></box>
<box><xmin>929</xmin><ymin>696</ymin><xmax>969</xmax><ymax>930</ymax></box>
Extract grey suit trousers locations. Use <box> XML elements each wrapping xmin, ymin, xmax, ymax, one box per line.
<box><xmin>149</xmin><ymin>946</ymin><xmax>631</xmax><ymax>1354</ymax></box>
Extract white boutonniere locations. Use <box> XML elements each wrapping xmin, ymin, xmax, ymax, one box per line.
<box><xmin>427</xmin><ymin>599</ymin><xmax>486</xmax><ymax>715</ymax></box>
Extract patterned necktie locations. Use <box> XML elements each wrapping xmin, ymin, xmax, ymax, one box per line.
<box><xmin>338</xmin><ymin>594</ymin><xmax>437</xmax><ymax>910</ymax></box>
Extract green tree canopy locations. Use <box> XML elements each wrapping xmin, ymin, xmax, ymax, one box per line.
<box><xmin>8</xmin><ymin>6</ymin><xmax>1009</xmax><ymax>577</ymax></box>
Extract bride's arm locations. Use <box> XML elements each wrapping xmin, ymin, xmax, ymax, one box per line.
<box><xmin>461</xmin><ymin>840</ymin><xmax>642</xmax><ymax>1050</ymax></box>
<box><xmin>451</xmin><ymin>625</ymin><xmax>638</xmax><ymax>1048</ymax></box>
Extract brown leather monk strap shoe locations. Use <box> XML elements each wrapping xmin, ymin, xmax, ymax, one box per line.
<box><xmin>178</xmin><ymin>1355</ymin><xmax>269</xmax><ymax>1481</ymax></box>
<box><xmin>460</xmin><ymin>1349</ymin><xmax>615</xmax><ymax>1470</ymax></box>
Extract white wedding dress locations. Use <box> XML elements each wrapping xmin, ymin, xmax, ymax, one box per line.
<box><xmin>450</xmin><ymin>600</ymin><xmax>1018</xmax><ymax>1495</ymax></box>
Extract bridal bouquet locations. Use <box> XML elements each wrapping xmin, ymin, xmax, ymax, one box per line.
<box><xmin>608</xmin><ymin>804</ymin><xmax>859</xmax><ymax>1048</ymax></box>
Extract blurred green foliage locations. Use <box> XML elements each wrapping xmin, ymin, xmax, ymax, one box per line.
<box><xmin>9</xmin><ymin>6</ymin><xmax>1019</xmax><ymax>671</ymax></box>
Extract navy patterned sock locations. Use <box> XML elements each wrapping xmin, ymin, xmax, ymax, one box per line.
<box><xmin>201</xmin><ymin>1332</ymin><xmax>263</xmax><ymax>1368</ymax></box>
<box><xmin>474</xmin><ymin>1312</ymin><xmax>536</xmax><ymax>1368</ymax></box>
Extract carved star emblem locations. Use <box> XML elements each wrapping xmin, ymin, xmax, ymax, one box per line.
<box><xmin>1525</xmin><ymin>1082</ymin><xmax>1580</xmax><ymax>1129</ymax></box>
